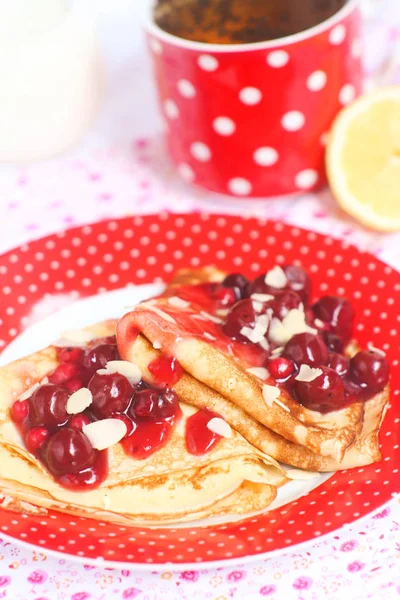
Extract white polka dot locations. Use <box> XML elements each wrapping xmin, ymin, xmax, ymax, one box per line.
<box><xmin>198</xmin><ymin>54</ymin><xmax>219</xmax><ymax>71</ymax></box>
<box><xmin>228</xmin><ymin>178</ymin><xmax>252</xmax><ymax>196</ymax></box>
<box><xmin>239</xmin><ymin>87</ymin><xmax>263</xmax><ymax>105</ymax></box>
<box><xmin>177</xmin><ymin>79</ymin><xmax>196</xmax><ymax>98</ymax></box>
<box><xmin>190</xmin><ymin>142</ymin><xmax>212</xmax><ymax>162</ymax></box>
<box><xmin>329</xmin><ymin>24</ymin><xmax>346</xmax><ymax>45</ymax></box>
<box><xmin>254</xmin><ymin>146</ymin><xmax>279</xmax><ymax>166</ymax></box>
<box><xmin>307</xmin><ymin>70</ymin><xmax>327</xmax><ymax>91</ymax></box>
<box><xmin>150</xmin><ymin>38</ymin><xmax>162</xmax><ymax>54</ymax></box>
<box><xmin>178</xmin><ymin>163</ymin><xmax>195</xmax><ymax>182</ymax></box>
<box><xmin>295</xmin><ymin>169</ymin><xmax>319</xmax><ymax>189</ymax></box>
<box><xmin>339</xmin><ymin>84</ymin><xmax>356</xmax><ymax>105</ymax></box>
<box><xmin>213</xmin><ymin>116</ymin><xmax>236</xmax><ymax>136</ymax></box>
<box><xmin>267</xmin><ymin>50</ymin><xmax>289</xmax><ymax>68</ymax></box>
<box><xmin>352</xmin><ymin>38</ymin><xmax>362</xmax><ymax>58</ymax></box>
<box><xmin>281</xmin><ymin>111</ymin><xmax>305</xmax><ymax>131</ymax></box>
<box><xmin>164</xmin><ymin>99</ymin><xmax>179</xmax><ymax>119</ymax></box>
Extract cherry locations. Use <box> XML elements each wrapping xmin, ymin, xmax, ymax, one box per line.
<box><xmin>214</xmin><ymin>286</ymin><xmax>237</xmax><ymax>308</ymax></box>
<box><xmin>65</xmin><ymin>378</ymin><xmax>85</xmax><ymax>394</ymax></box>
<box><xmin>349</xmin><ymin>350</ymin><xmax>389</xmax><ymax>393</ymax></box>
<box><xmin>221</xmin><ymin>273</ymin><xmax>249</xmax><ymax>300</ymax></box>
<box><xmin>44</xmin><ymin>428</ymin><xmax>95</xmax><ymax>476</ymax></box>
<box><xmin>313</xmin><ymin>296</ymin><xmax>354</xmax><ymax>345</ymax></box>
<box><xmin>222</xmin><ymin>299</ymin><xmax>258</xmax><ymax>341</ymax></box>
<box><xmin>28</xmin><ymin>384</ymin><xmax>70</xmax><ymax>429</ymax></box>
<box><xmin>114</xmin><ymin>414</ymin><xmax>135</xmax><ymax>437</ymax></box>
<box><xmin>26</xmin><ymin>427</ymin><xmax>49</xmax><ymax>451</ymax></box>
<box><xmin>323</xmin><ymin>331</ymin><xmax>344</xmax><ymax>354</ymax></box>
<box><xmin>48</xmin><ymin>362</ymin><xmax>80</xmax><ymax>385</ymax></box>
<box><xmin>88</xmin><ymin>372</ymin><xmax>134</xmax><ymax>419</ymax></box>
<box><xmin>133</xmin><ymin>389</ymin><xmax>157</xmax><ymax>417</ymax></box>
<box><xmin>271</xmin><ymin>290</ymin><xmax>303</xmax><ymax>319</ymax></box>
<box><xmin>58</xmin><ymin>347</ymin><xmax>84</xmax><ymax>363</ymax></box>
<box><xmin>283</xmin><ymin>333</ymin><xmax>329</xmax><ymax>367</ymax></box>
<box><xmin>267</xmin><ymin>357</ymin><xmax>294</xmax><ymax>381</ymax></box>
<box><xmin>295</xmin><ymin>366</ymin><xmax>345</xmax><ymax>413</ymax></box>
<box><xmin>83</xmin><ymin>343</ymin><xmax>119</xmax><ymax>376</ymax></box>
<box><xmin>283</xmin><ymin>265</ymin><xmax>312</xmax><ymax>305</ymax></box>
<box><xmin>328</xmin><ymin>353</ymin><xmax>350</xmax><ymax>377</ymax></box>
<box><xmin>69</xmin><ymin>413</ymin><xmax>91</xmax><ymax>431</ymax></box>
<box><xmin>10</xmin><ymin>399</ymin><xmax>29</xmax><ymax>422</ymax></box>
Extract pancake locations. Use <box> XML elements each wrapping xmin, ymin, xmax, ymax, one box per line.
<box><xmin>0</xmin><ymin>322</ymin><xmax>285</xmax><ymax>525</ymax></box>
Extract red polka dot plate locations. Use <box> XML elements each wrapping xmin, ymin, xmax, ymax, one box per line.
<box><xmin>0</xmin><ymin>213</ymin><xmax>399</xmax><ymax>569</ymax></box>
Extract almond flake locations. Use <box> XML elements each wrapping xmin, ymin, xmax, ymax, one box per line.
<box><xmin>66</xmin><ymin>388</ymin><xmax>93</xmax><ymax>415</ymax></box>
<box><xmin>18</xmin><ymin>383</ymin><xmax>40</xmax><ymax>401</ymax></box>
<box><xmin>252</xmin><ymin>300</ymin><xmax>264</xmax><ymax>313</ymax></box>
<box><xmin>240</xmin><ymin>313</ymin><xmax>269</xmax><ymax>345</ymax></box>
<box><xmin>314</xmin><ymin>318</ymin><xmax>325</xmax><ymax>328</ymax></box>
<box><xmin>286</xmin><ymin>469</ymin><xmax>320</xmax><ymax>480</ymax></box>
<box><xmin>206</xmin><ymin>417</ymin><xmax>232</xmax><ymax>438</ymax></box>
<box><xmin>264</xmin><ymin>266</ymin><xmax>288</xmax><ymax>289</ymax></box>
<box><xmin>83</xmin><ymin>419</ymin><xmax>127</xmax><ymax>450</ymax></box>
<box><xmin>282</xmin><ymin>309</ymin><xmax>317</xmax><ymax>337</ymax></box>
<box><xmin>153</xmin><ymin>341</ymin><xmax>162</xmax><ymax>349</ymax></box>
<box><xmin>105</xmin><ymin>360</ymin><xmax>142</xmax><ymax>384</ymax></box>
<box><xmin>295</xmin><ymin>364</ymin><xmax>323</xmax><ymax>383</ymax></box>
<box><xmin>40</xmin><ymin>376</ymin><xmax>49</xmax><ymax>385</ymax></box>
<box><xmin>262</xmin><ymin>384</ymin><xmax>281</xmax><ymax>408</ymax></box>
<box><xmin>96</xmin><ymin>368</ymin><xmax>108</xmax><ymax>375</ymax></box>
<box><xmin>204</xmin><ymin>332</ymin><xmax>217</xmax><ymax>341</ymax></box>
<box><xmin>200</xmin><ymin>311</ymin><xmax>223</xmax><ymax>324</ymax></box>
<box><xmin>247</xmin><ymin>367</ymin><xmax>269</xmax><ymax>380</ymax></box>
<box><xmin>59</xmin><ymin>330</ymin><xmax>96</xmax><ymax>345</ymax></box>
<box><xmin>367</xmin><ymin>343</ymin><xmax>386</xmax><ymax>357</ymax></box>
<box><xmin>142</xmin><ymin>303</ymin><xmax>177</xmax><ymax>324</ymax></box>
<box><xmin>168</xmin><ymin>296</ymin><xmax>190</xmax><ymax>309</ymax></box>
<box><xmin>268</xmin><ymin>318</ymin><xmax>291</xmax><ymax>345</ymax></box>
<box><xmin>274</xmin><ymin>398</ymin><xmax>290</xmax><ymax>413</ymax></box>
<box><xmin>250</xmin><ymin>293</ymin><xmax>274</xmax><ymax>302</ymax></box>
<box><xmin>271</xmin><ymin>346</ymin><xmax>284</xmax><ymax>356</ymax></box>
<box><xmin>216</xmin><ymin>308</ymin><xmax>229</xmax><ymax>318</ymax></box>
<box><xmin>259</xmin><ymin>338</ymin><xmax>270</xmax><ymax>351</ymax></box>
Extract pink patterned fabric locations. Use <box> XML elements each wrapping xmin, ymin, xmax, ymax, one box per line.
<box><xmin>0</xmin><ymin>1</ymin><xmax>399</xmax><ymax>598</ymax></box>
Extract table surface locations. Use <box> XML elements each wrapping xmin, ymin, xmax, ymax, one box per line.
<box><xmin>0</xmin><ymin>1</ymin><xmax>400</xmax><ymax>598</ymax></box>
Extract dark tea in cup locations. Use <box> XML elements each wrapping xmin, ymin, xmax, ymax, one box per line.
<box><xmin>154</xmin><ymin>0</ymin><xmax>349</xmax><ymax>44</ymax></box>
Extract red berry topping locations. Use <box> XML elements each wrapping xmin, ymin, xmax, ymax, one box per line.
<box><xmin>148</xmin><ymin>355</ymin><xmax>184</xmax><ymax>387</ymax></box>
<box><xmin>44</xmin><ymin>428</ymin><xmax>95</xmax><ymax>476</ymax></box>
<box><xmin>295</xmin><ymin>366</ymin><xmax>345</xmax><ymax>413</ymax></box>
<box><xmin>69</xmin><ymin>413</ymin><xmax>91</xmax><ymax>431</ymax></box>
<box><xmin>214</xmin><ymin>286</ymin><xmax>237</xmax><ymax>308</ymax></box>
<box><xmin>271</xmin><ymin>290</ymin><xmax>303</xmax><ymax>320</ymax></box>
<box><xmin>48</xmin><ymin>362</ymin><xmax>80</xmax><ymax>385</ymax></box>
<box><xmin>25</xmin><ymin>427</ymin><xmax>49</xmax><ymax>451</ymax></box>
<box><xmin>58</xmin><ymin>347</ymin><xmax>85</xmax><ymax>363</ymax></box>
<box><xmin>328</xmin><ymin>353</ymin><xmax>350</xmax><ymax>377</ymax></box>
<box><xmin>28</xmin><ymin>384</ymin><xmax>69</xmax><ymax>429</ymax></box>
<box><xmin>313</xmin><ymin>296</ymin><xmax>354</xmax><ymax>345</ymax></box>
<box><xmin>323</xmin><ymin>331</ymin><xmax>344</xmax><ymax>353</ymax></box>
<box><xmin>113</xmin><ymin>414</ymin><xmax>135</xmax><ymax>437</ymax></box>
<box><xmin>283</xmin><ymin>333</ymin><xmax>329</xmax><ymax>367</ymax></box>
<box><xmin>349</xmin><ymin>350</ymin><xmax>389</xmax><ymax>393</ymax></box>
<box><xmin>221</xmin><ymin>273</ymin><xmax>249</xmax><ymax>300</ymax></box>
<box><xmin>10</xmin><ymin>399</ymin><xmax>29</xmax><ymax>422</ymax></box>
<box><xmin>65</xmin><ymin>378</ymin><xmax>85</xmax><ymax>394</ymax></box>
<box><xmin>88</xmin><ymin>372</ymin><xmax>134</xmax><ymax>419</ymax></box>
<box><xmin>222</xmin><ymin>299</ymin><xmax>258</xmax><ymax>341</ymax></box>
<box><xmin>267</xmin><ymin>357</ymin><xmax>294</xmax><ymax>381</ymax></box>
<box><xmin>133</xmin><ymin>389</ymin><xmax>157</xmax><ymax>417</ymax></box>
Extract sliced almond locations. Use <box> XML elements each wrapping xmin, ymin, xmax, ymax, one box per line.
<box><xmin>295</xmin><ymin>364</ymin><xmax>323</xmax><ymax>383</ymax></box>
<box><xmin>142</xmin><ymin>303</ymin><xmax>177</xmax><ymax>324</ymax></box>
<box><xmin>268</xmin><ymin>318</ymin><xmax>291</xmax><ymax>345</ymax></box>
<box><xmin>66</xmin><ymin>388</ymin><xmax>93</xmax><ymax>415</ymax></box>
<box><xmin>247</xmin><ymin>367</ymin><xmax>269</xmax><ymax>380</ymax></box>
<box><xmin>83</xmin><ymin>419</ymin><xmax>127</xmax><ymax>450</ymax></box>
<box><xmin>282</xmin><ymin>309</ymin><xmax>317</xmax><ymax>337</ymax></box>
<box><xmin>274</xmin><ymin>397</ymin><xmax>290</xmax><ymax>413</ymax></box>
<box><xmin>153</xmin><ymin>340</ymin><xmax>162</xmax><ymax>350</ymax></box>
<box><xmin>168</xmin><ymin>296</ymin><xmax>190</xmax><ymax>309</ymax></box>
<box><xmin>105</xmin><ymin>360</ymin><xmax>142</xmax><ymax>384</ymax></box>
<box><xmin>314</xmin><ymin>318</ymin><xmax>325</xmax><ymax>329</ymax></box>
<box><xmin>204</xmin><ymin>332</ymin><xmax>217</xmax><ymax>341</ymax></box>
<box><xmin>259</xmin><ymin>337</ymin><xmax>270</xmax><ymax>351</ymax></box>
<box><xmin>240</xmin><ymin>313</ymin><xmax>269</xmax><ymax>344</ymax></box>
<box><xmin>271</xmin><ymin>346</ymin><xmax>284</xmax><ymax>356</ymax></box>
<box><xmin>216</xmin><ymin>308</ymin><xmax>230</xmax><ymax>318</ymax></box>
<box><xmin>286</xmin><ymin>468</ymin><xmax>320</xmax><ymax>480</ymax></box>
<box><xmin>262</xmin><ymin>384</ymin><xmax>281</xmax><ymax>408</ymax></box>
<box><xmin>200</xmin><ymin>311</ymin><xmax>223</xmax><ymax>324</ymax></box>
<box><xmin>252</xmin><ymin>300</ymin><xmax>264</xmax><ymax>313</ymax></box>
<box><xmin>264</xmin><ymin>266</ymin><xmax>288</xmax><ymax>289</ymax></box>
<box><xmin>40</xmin><ymin>376</ymin><xmax>49</xmax><ymax>385</ymax></box>
<box><xmin>96</xmin><ymin>368</ymin><xmax>108</xmax><ymax>375</ymax></box>
<box><xmin>18</xmin><ymin>382</ymin><xmax>40</xmax><ymax>401</ymax></box>
<box><xmin>206</xmin><ymin>417</ymin><xmax>232</xmax><ymax>438</ymax></box>
<box><xmin>250</xmin><ymin>293</ymin><xmax>274</xmax><ymax>302</ymax></box>
<box><xmin>367</xmin><ymin>343</ymin><xmax>386</xmax><ymax>357</ymax></box>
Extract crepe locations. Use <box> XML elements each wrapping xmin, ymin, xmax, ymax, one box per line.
<box><xmin>0</xmin><ymin>322</ymin><xmax>285</xmax><ymax>525</ymax></box>
<box><xmin>117</xmin><ymin>268</ymin><xmax>389</xmax><ymax>470</ymax></box>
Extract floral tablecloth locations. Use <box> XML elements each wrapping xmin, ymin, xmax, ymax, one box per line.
<box><xmin>0</xmin><ymin>1</ymin><xmax>400</xmax><ymax>598</ymax></box>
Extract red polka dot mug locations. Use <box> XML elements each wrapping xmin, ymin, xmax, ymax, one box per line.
<box><xmin>143</xmin><ymin>0</ymin><xmax>363</xmax><ymax>198</ymax></box>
